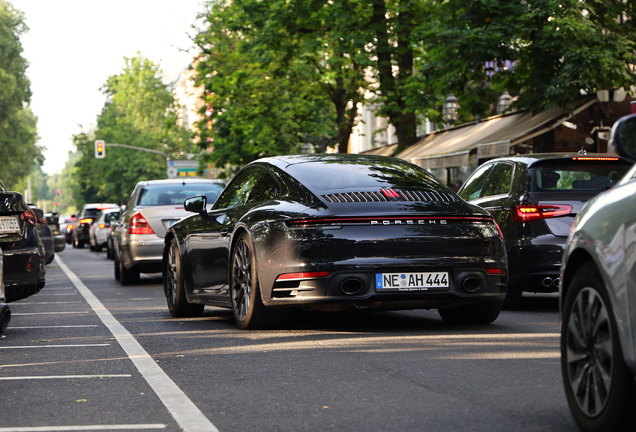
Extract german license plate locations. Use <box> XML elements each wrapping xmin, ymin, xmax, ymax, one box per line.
<box><xmin>0</xmin><ymin>216</ymin><xmax>20</xmax><ymax>233</ymax></box>
<box><xmin>375</xmin><ymin>272</ymin><xmax>449</xmax><ymax>291</ymax></box>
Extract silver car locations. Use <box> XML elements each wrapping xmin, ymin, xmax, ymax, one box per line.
<box><xmin>114</xmin><ymin>178</ymin><xmax>226</xmax><ymax>284</ymax></box>
<box><xmin>560</xmin><ymin>113</ymin><xmax>636</xmax><ymax>432</ymax></box>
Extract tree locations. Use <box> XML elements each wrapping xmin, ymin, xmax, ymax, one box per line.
<box><xmin>72</xmin><ymin>54</ymin><xmax>191</xmax><ymax>204</ymax></box>
<box><xmin>415</xmin><ymin>0</ymin><xmax>636</xmax><ymax>120</ymax></box>
<box><xmin>0</xmin><ymin>1</ymin><xmax>42</xmax><ymax>188</ymax></box>
<box><xmin>195</xmin><ymin>1</ymin><xmax>337</xmax><ymax>175</ymax></box>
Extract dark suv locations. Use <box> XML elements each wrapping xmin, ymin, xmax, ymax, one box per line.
<box><xmin>0</xmin><ymin>181</ymin><xmax>46</xmax><ymax>302</ymax></box>
<box><xmin>71</xmin><ymin>203</ymin><xmax>118</xmax><ymax>248</ymax></box>
<box><xmin>458</xmin><ymin>153</ymin><xmax>632</xmax><ymax>308</ymax></box>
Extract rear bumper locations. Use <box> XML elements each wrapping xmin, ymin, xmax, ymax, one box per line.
<box><xmin>3</xmin><ymin>246</ymin><xmax>46</xmax><ymax>302</ymax></box>
<box><xmin>122</xmin><ymin>235</ymin><xmax>164</xmax><ymax>273</ymax></box>
<box><xmin>260</xmin><ymin>265</ymin><xmax>506</xmax><ymax>309</ymax></box>
<box><xmin>508</xmin><ymin>237</ymin><xmax>565</xmax><ymax>293</ymax></box>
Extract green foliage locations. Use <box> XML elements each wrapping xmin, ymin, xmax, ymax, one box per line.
<box><xmin>72</xmin><ymin>54</ymin><xmax>191</xmax><ymax>204</ymax></box>
<box><xmin>0</xmin><ymin>1</ymin><xmax>42</xmax><ymax>188</ymax></box>
<box><xmin>195</xmin><ymin>1</ymin><xmax>338</xmax><ymax>176</ymax></box>
<box><xmin>415</xmin><ymin>0</ymin><xmax>636</xmax><ymax>120</ymax></box>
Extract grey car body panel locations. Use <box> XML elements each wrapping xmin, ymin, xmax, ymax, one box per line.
<box><xmin>562</xmin><ymin>169</ymin><xmax>636</xmax><ymax>370</ymax></box>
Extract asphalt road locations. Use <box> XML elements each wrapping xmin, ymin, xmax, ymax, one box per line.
<box><xmin>0</xmin><ymin>246</ymin><xmax>578</xmax><ymax>432</ymax></box>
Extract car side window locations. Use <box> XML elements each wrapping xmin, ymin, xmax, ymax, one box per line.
<box><xmin>247</xmin><ymin>170</ymin><xmax>281</xmax><ymax>204</ymax></box>
<box><xmin>481</xmin><ymin>163</ymin><xmax>513</xmax><ymax>198</ymax></box>
<box><xmin>215</xmin><ymin>167</ymin><xmax>261</xmax><ymax>209</ymax></box>
<box><xmin>458</xmin><ymin>164</ymin><xmax>494</xmax><ymax>201</ymax></box>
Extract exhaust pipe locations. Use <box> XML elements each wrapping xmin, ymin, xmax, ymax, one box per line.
<box><xmin>542</xmin><ymin>277</ymin><xmax>554</xmax><ymax>288</ymax></box>
<box><xmin>340</xmin><ymin>278</ymin><xmax>364</xmax><ymax>295</ymax></box>
<box><xmin>462</xmin><ymin>276</ymin><xmax>482</xmax><ymax>293</ymax></box>
<box><xmin>0</xmin><ymin>303</ymin><xmax>10</xmax><ymax>332</ymax></box>
<box><xmin>554</xmin><ymin>278</ymin><xmax>560</xmax><ymax>288</ymax></box>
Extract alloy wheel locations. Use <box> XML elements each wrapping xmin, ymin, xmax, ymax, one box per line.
<box><xmin>232</xmin><ymin>239</ymin><xmax>252</xmax><ymax>320</ymax></box>
<box><xmin>566</xmin><ymin>287</ymin><xmax>613</xmax><ymax>417</ymax></box>
<box><xmin>167</xmin><ymin>244</ymin><xmax>178</xmax><ymax>307</ymax></box>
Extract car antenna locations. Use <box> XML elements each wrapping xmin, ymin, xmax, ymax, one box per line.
<box><xmin>578</xmin><ymin>147</ymin><xmax>587</xmax><ymax>156</ymax></box>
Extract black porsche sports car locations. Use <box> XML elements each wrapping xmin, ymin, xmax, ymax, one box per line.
<box><xmin>162</xmin><ymin>154</ymin><xmax>507</xmax><ymax>329</ymax></box>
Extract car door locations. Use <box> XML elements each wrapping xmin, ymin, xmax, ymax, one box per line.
<box><xmin>468</xmin><ymin>162</ymin><xmax>516</xmax><ymax>244</ymax></box>
<box><xmin>624</xmin><ymin>173</ymin><xmax>636</xmax><ymax>359</ymax></box>
<box><xmin>184</xmin><ymin>166</ymin><xmax>278</xmax><ymax>298</ymax></box>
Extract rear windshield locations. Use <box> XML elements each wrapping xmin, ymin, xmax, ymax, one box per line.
<box><xmin>529</xmin><ymin>159</ymin><xmax>632</xmax><ymax>192</ymax></box>
<box><xmin>83</xmin><ymin>209</ymin><xmax>101</xmax><ymax>218</ymax></box>
<box><xmin>286</xmin><ymin>158</ymin><xmax>451</xmax><ymax>193</ymax></box>
<box><xmin>137</xmin><ymin>183</ymin><xmax>226</xmax><ymax>206</ymax></box>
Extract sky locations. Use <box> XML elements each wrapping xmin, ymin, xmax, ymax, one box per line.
<box><xmin>10</xmin><ymin>0</ymin><xmax>206</xmax><ymax>175</ymax></box>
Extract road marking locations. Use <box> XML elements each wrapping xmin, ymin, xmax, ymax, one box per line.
<box><xmin>55</xmin><ymin>255</ymin><xmax>218</xmax><ymax>432</ymax></box>
<box><xmin>37</xmin><ymin>293</ymin><xmax>78</xmax><ymax>296</ymax></box>
<box><xmin>0</xmin><ymin>344</ymin><xmax>110</xmax><ymax>349</ymax></box>
<box><xmin>10</xmin><ymin>325</ymin><xmax>99</xmax><ymax>329</ymax></box>
<box><xmin>0</xmin><ymin>374</ymin><xmax>131</xmax><ymax>380</ymax></box>
<box><xmin>11</xmin><ymin>311</ymin><xmax>91</xmax><ymax>316</ymax></box>
<box><xmin>12</xmin><ymin>302</ymin><xmax>83</xmax><ymax>305</ymax></box>
<box><xmin>0</xmin><ymin>425</ymin><xmax>166</xmax><ymax>431</ymax></box>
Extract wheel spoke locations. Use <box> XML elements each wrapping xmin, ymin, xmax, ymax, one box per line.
<box><xmin>232</xmin><ymin>239</ymin><xmax>253</xmax><ymax>321</ymax></box>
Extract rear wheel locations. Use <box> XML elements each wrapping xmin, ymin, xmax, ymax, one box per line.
<box><xmin>502</xmin><ymin>284</ymin><xmax>522</xmax><ymax>310</ymax></box>
<box><xmin>230</xmin><ymin>233</ymin><xmax>271</xmax><ymax>330</ymax></box>
<box><xmin>164</xmin><ymin>238</ymin><xmax>204</xmax><ymax>317</ymax></box>
<box><xmin>114</xmin><ymin>255</ymin><xmax>120</xmax><ymax>281</ymax></box>
<box><xmin>561</xmin><ymin>264</ymin><xmax>636</xmax><ymax>432</ymax></box>
<box><xmin>118</xmin><ymin>252</ymin><xmax>139</xmax><ymax>285</ymax></box>
<box><xmin>106</xmin><ymin>240</ymin><xmax>113</xmax><ymax>259</ymax></box>
<box><xmin>438</xmin><ymin>300</ymin><xmax>503</xmax><ymax>325</ymax></box>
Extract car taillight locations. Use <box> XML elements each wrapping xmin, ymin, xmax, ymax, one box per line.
<box><xmin>512</xmin><ymin>204</ymin><xmax>573</xmax><ymax>222</ymax></box>
<box><xmin>98</xmin><ymin>224</ymin><xmax>106</xmax><ymax>229</ymax></box>
<box><xmin>21</xmin><ymin>209</ymin><xmax>37</xmax><ymax>227</ymax></box>
<box><xmin>129</xmin><ymin>212</ymin><xmax>154</xmax><ymax>235</ymax></box>
<box><xmin>276</xmin><ymin>272</ymin><xmax>330</xmax><ymax>280</ymax></box>
<box><xmin>80</xmin><ymin>218</ymin><xmax>93</xmax><ymax>224</ymax></box>
<box><xmin>67</xmin><ymin>225</ymin><xmax>74</xmax><ymax>231</ymax></box>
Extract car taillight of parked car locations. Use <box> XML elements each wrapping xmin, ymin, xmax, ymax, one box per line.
<box><xmin>98</xmin><ymin>224</ymin><xmax>106</xmax><ymax>229</ymax></box>
<box><xmin>20</xmin><ymin>209</ymin><xmax>37</xmax><ymax>227</ymax></box>
<box><xmin>79</xmin><ymin>218</ymin><xmax>93</xmax><ymax>225</ymax></box>
<box><xmin>129</xmin><ymin>213</ymin><xmax>154</xmax><ymax>235</ymax></box>
<box><xmin>512</xmin><ymin>204</ymin><xmax>573</xmax><ymax>222</ymax></box>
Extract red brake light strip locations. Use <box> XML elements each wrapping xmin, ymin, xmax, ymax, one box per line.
<box><xmin>572</xmin><ymin>157</ymin><xmax>620</xmax><ymax>161</ymax></box>
<box><xmin>276</xmin><ymin>271</ymin><xmax>330</xmax><ymax>280</ymax></box>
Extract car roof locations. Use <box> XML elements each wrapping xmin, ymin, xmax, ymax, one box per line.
<box><xmin>482</xmin><ymin>153</ymin><xmax>629</xmax><ymax>167</ymax></box>
<box><xmin>136</xmin><ymin>178</ymin><xmax>226</xmax><ymax>186</ymax></box>
<box><xmin>254</xmin><ymin>153</ymin><xmax>414</xmax><ymax>170</ymax></box>
<box><xmin>83</xmin><ymin>203</ymin><xmax>118</xmax><ymax>209</ymax></box>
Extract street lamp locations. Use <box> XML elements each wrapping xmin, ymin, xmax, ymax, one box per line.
<box><xmin>496</xmin><ymin>91</ymin><xmax>513</xmax><ymax>114</ymax></box>
<box><xmin>442</xmin><ymin>93</ymin><xmax>460</xmax><ymax>125</ymax></box>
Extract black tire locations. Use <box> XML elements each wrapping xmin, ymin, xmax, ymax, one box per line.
<box><xmin>89</xmin><ymin>242</ymin><xmax>96</xmax><ymax>251</ymax></box>
<box><xmin>230</xmin><ymin>232</ymin><xmax>271</xmax><ymax>330</ymax></box>
<box><xmin>118</xmin><ymin>252</ymin><xmax>139</xmax><ymax>285</ymax></box>
<box><xmin>72</xmin><ymin>237</ymin><xmax>77</xmax><ymax>248</ymax></box>
<box><xmin>106</xmin><ymin>241</ymin><xmax>112</xmax><ymax>260</ymax></box>
<box><xmin>561</xmin><ymin>262</ymin><xmax>636</xmax><ymax>432</ymax></box>
<box><xmin>77</xmin><ymin>239</ymin><xmax>84</xmax><ymax>248</ymax></box>
<box><xmin>114</xmin><ymin>255</ymin><xmax>120</xmax><ymax>281</ymax></box>
<box><xmin>95</xmin><ymin>243</ymin><xmax>102</xmax><ymax>252</ymax></box>
<box><xmin>438</xmin><ymin>300</ymin><xmax>503</xmax><ymax>325</ymax></box>
<box><xmin>164</xmin><ymin>238</ymin><xmax>204</xmax><ymax>317</ymax></box>
<box><xmin>502</xmin><ymin>284</ymin><xmax>522</xmax><ymax>310</ymax></box>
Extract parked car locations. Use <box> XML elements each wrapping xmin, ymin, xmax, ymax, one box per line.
<box><xmin>72</xmin><ymin>203</ymin><xmax>118</xmax><ymax>248</ymax></box>
<box><xmin>60</xmin><ymin>215</ymin><xmax>76</xmax><ymax>244</ymax></box>
<box><xmin>30</xmin><ymin>206</ymin><xmax>55</xmax><ymax>264</ymax></box>
<box><xmin>89</xmin><ymin>208</ymin><xmax>121</xmax><ymax>252</ymax></box>
<box><xmin>106</xmin><ymin>205</ymin><xmax>125</xmax><ymax>260</ymax></box>
<box><xmin>45</xmin><ymin>212</ymin><xmax>66</xmax><ymax>253</ymax></box>
<box><xmin>114</xmin><ymin>179</ymin><xmax>226</xmax><ymax>284</ymax></box>
<box><xmin>0</xmin><ymin>184</ymin><xmax>46</xmax><ymax>303</ymax></box>
<box><xmin>0</xmin><ymin>247</ymin><xmax>10</xmax><ymax>332</ymax></box>
<box><xmin>559</xmin><ymin>114</ymin><xmax>636</xmax><ymax>431</ymax></box>
<box><xmin>458</xmin><ymin>153</ymin><xmax>632</xmax><ymax>309</ymax></box>
<box><xmin>162</xmin><ymin>154</ymin><xmax>508</xmax><ymax>329</ymax></box>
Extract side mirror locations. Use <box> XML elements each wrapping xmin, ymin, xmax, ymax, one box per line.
<box><xmin>184</xmin><ymin>196</ymin><xmax>207</xmax><ymax>214</ymax></box>
<box><xmin>610</xmin><ymin>114</ymin><xmax>636</xmax><ymax>162</ymax></box>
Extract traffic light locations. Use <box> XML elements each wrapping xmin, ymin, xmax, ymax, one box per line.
<box><xmin>95</xmin><ymin>140</ymin><xmax>105</xmax><ymax>159</ymax></box>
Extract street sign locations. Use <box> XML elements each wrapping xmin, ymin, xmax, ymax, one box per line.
<box><xmin>95</xmin><ymin>140</ymin><xmax>105</xmax><ymax>159</ymax></box>
<box><xmin>167</xmin><ymin>160</ymin><xmax>199</xmax><ymax>178</ymax></box>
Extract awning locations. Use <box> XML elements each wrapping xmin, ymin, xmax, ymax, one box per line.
<box><xmin>397</xmin><ymin>97</ymin><xmax>597</xmax><ymax>169</ymax></box>
<box><xmin>361</xmin><ymin>143</ymin><xmax>399</xmax><ymax>156</ymax></box>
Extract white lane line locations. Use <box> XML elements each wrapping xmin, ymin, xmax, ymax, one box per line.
<box><xmin>12</xmin><ymin>302</ymin><xmax>83</xmax><ymax>305</ymax></box>
<box><xmin>37</xmin><ymin>293</ymin><xmax>78</xmax><ymax>296</ymax></box>
<box><xmin>55</xmin><ymin>255</ymin><xmax>218</xmax><ymax>432</ymax></box>
<box><xmin>0</xmin><ymin>344</ymin><xmax>110</xmax><ymax>349</ymax></box>
<box><xmin>0</xmin><ymin>425</ymin><xmax>166</xmax><ymax>431</ymax></box>
<box><xmin>12</xmin><ymin>311</ymin><xmax>91</xmax><ymax>316</ymax></box>
<box><xmin>0</xmin><ymin>374</ymin><xmax>132</xmax><ymax>380</ymax></box>
<box><xmin>10</xmin><ymin>325</ymin><xmax>99</xmax><ymax>329</ymax></box>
